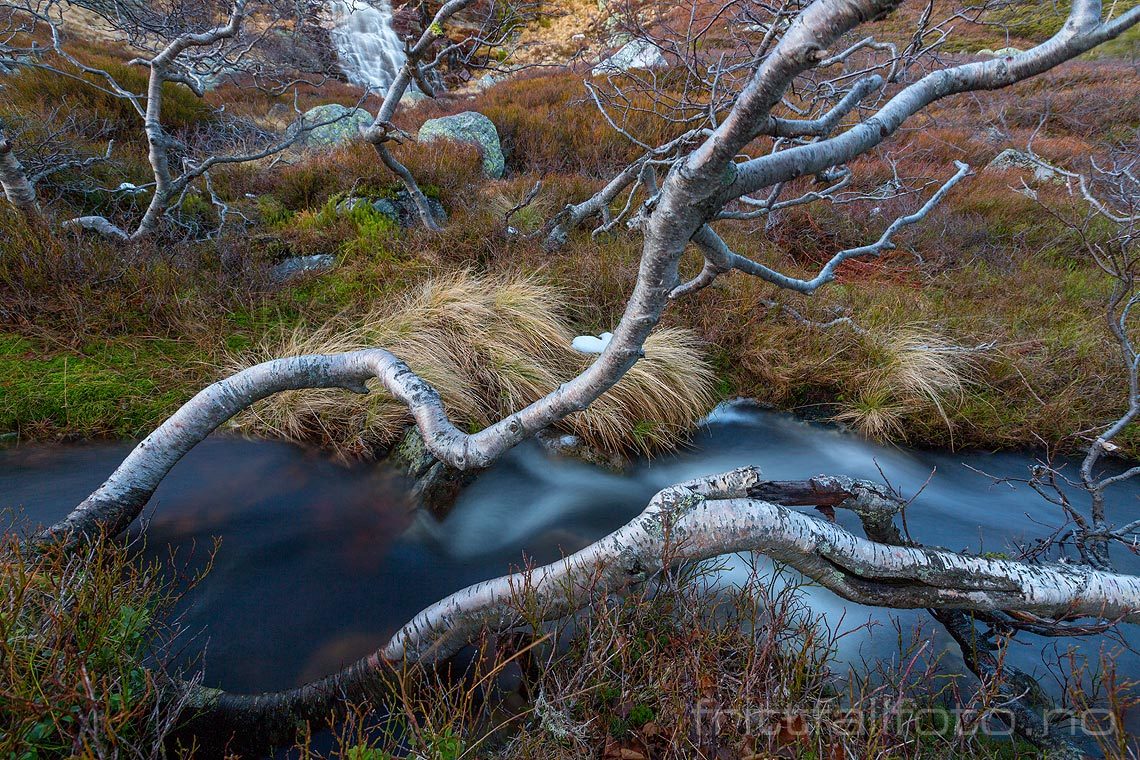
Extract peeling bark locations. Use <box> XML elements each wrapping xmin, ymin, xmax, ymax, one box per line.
<box><xmin>162</xmin><ymin>468</ymin><xmax>1140</xmax><ymax>754</ymax></box>
<box><xmin>30</xmin><ymin>0</ymin><xmax>1140</xmax><ymax>750</ymax></box>
<box><xmin>0</xmin><ymin>130</ymin><xmax>40</xmax><ymax>216</ymax></box>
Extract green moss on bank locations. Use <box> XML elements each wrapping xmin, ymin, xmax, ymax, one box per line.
<box><xmin>0</xmin><ymin>334</ymin><xmax>207</xmax><ymax>440</ymax></box>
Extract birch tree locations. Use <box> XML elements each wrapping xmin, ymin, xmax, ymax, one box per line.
<box><xmin>0</xmin><ymin>127</ymin><xmax>39</xmax><ymax>214</ymax></box>
<box><xmin>356</xmin><ymin>0</ymin><xmax>539</xmax><ymax>229</ymax></box>
<box><xmin>1</xmin><ymin>0</ymin><xmax>353</xmax><ymax>239</ymax></box>
<box><xmin>29</xmin><ymin>0</ymin><xmax>1140</xmax><ymax>751</ymax></box>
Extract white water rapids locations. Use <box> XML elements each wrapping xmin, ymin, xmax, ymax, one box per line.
<box><xmin>326</xmin><ymin>0</ymin><xmax>407</xmax><ymax>92</ymax></box>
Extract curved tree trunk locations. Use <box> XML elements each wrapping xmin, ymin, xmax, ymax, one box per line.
<box><xmin>161</xmin><ymin>468</ymin><xmax>1140</xmax><ymax>755</ymax></box>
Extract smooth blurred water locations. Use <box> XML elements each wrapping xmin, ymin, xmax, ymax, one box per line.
<box><xmin>4</xmin><ymin>402</ymin><xmax>1139</xmax><ymax>702</ymax></box>
<box><xmin>327</xmin><ymin>0</ymin><xmax>406</xmax><ymax>92</ymax></box>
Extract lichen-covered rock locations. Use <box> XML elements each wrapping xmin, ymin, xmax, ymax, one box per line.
<box><xmin>418</xmin><ymin>111</ymin><xmax>505</xmax><ymax>178</ymax></box>
<box><xmin>591</xmin><ymin>38</ymin><xmax>667</xmax><ymax>76</ymax></box>
<box><xmin>298</xmin><ymin>104</ymin><xmax>373</xmax><ymax>148</ymax></box>
<box><xmin>337</xmin><ymin>192</ymin><xmax>446</xmax><ymax>228</ymax></box>
<box><xmin>269</xmin><ymin>254</ymin><xmax>336</xmax><ymax>283</ymax></box>
<box><xmin>336</xmin><ymin>196</ymin><xmax>400</xmax><ymax>220</ymax></box>
<box><xmin>389</xmin><ymin>426</ymin><xmax>478</xmax><ymax>517</ymax></box>
<box><xmin>985</xmin><ymin>149</ymin><xmax>1063</xmax><ymax>183</ymax></box>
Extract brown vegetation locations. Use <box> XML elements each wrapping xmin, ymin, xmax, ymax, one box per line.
<box><xmin>229</xmin><ymin>271</ymin><xmax>717</xmax><ymax>458</ymax></box>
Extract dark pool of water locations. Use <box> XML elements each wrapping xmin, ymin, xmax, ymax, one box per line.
<box><xmin>5</xmin><ymin>403</ymin><xmax>1139</xmax><ymax>704</ymax></box>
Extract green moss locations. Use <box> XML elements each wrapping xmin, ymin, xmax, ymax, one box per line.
<box><xmin>0</xmin><ymin>333</ymin><xmax>200</xmax><ymax>438</ymax></box>
<box><xmin>992</xmin><ymin>0</ymin><xmax>1140</xmax><ymax>57</ymax></box>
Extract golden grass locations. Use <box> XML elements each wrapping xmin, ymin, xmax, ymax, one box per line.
<box><xmin>834</xmin><ymin>326</ymin><xmax>983</xmax><ymax>443</ymax></box>
<box><xmin>227</xmin><ymin>271</ymin><xmax>717</xmax><ymax>459</ymax></box>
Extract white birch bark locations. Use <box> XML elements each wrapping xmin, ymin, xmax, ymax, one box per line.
<box><xmin>176</xmin><ymin>468</ymin><xmax>1140</xmax><ymax>752</ymax></box>
<box><xmin>0</xmin><ymin>129</ymin><xmax>40</xmax><ymax>215</ymax></box>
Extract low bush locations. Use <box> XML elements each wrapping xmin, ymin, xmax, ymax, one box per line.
<box><xmin>0</xmin><ymin>533</ymin><xmax>197</xmax><ymax>759</ymax></box>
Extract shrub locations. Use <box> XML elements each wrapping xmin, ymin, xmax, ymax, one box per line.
<box><xmin>228</xmin><ymin>271</ymin><xmax>718</xmax><ymax>458</ymax></box>
<box><xmin>0</xmin><ymin>534</ymin><xmax>195</xmax><ymax>759</ymax></box>
<box><xmin>0</xmin><ymin>52</ymin><xmax>214</xmax><ymax>144</ymax></box>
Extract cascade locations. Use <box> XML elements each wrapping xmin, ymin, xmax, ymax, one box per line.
<box><xmin>326</xmin><ymin>0</ymin><xmax>406</xmax><ymax>92</ymax></box>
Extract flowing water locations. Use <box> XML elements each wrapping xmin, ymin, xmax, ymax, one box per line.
<box><xmin>326</xmin><ymin>0</ymin><xmax>406</xmax><ymax>92</ymax></box>
<box><xmin>5</xmin><ymin>402</ymin><xmax>1140</xmax><ymax>707</ymax></box>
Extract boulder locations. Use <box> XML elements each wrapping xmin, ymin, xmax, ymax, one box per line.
<box><xmin>985</xmin><ymin>148</ymin><xmax>1064</xmax><ymax>184</ymax></box>
<box><xmin>337</xmin><ymin>192</ymin><xmax>446</xmax><ymax>228</ymax></box>
<box><xmin>591</xmin><ymin>38</ymin><xmax>667</xmax><ymax>76</ymax></box>
<box><xmin>389</xmin><ymin>426</ymin><xmax>479</xmax><ymax>517</ymax></box>
<box><xmin>418</xmin><ymin>111</ymin><xmax>505</xmax><ymax>179</ymax></box>
<box><xmin>269</xmin><ymin>254</ymin><xmax>336</xmax><ymax>283</ymax></box>
<box><xmin>298</xmin><ymin>104</ymin><xmax>373</xmax><ymax>148</ymax></box>
<box><xmin>336</xmin><ymin>196</ymin><xmax>400</xmax><ymax>221</ymax></box>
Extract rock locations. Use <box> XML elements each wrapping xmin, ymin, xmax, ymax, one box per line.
<box><xmin>591</xmin><ymin>38</ymin><xmax>667</xmax><ymax>76</ymax></box>
<box><xmin>418</xmin><ymin>111</ymin><xmax>505</xmax><ymax>179</ymax></box>
<box><xmin>472</xmin><ymin>74</ymin><xmax>500</xmax><ymax>91</ymax></box>
<box><xmin>389</xmin><ymin>426</ymin><xmax>479</xmax><ymax>517</ymax></box>
<box><xmin>400</xmin><ymin>89</ymin><xmax>428</xmax><ymax>106</ymax></box>
<box><xmin>535</xmin><ymin>430</ymin><xmax>625</xmax><ymax>471</ymax></box>
<box><xmin>395</xmin><ymin>190</ymin><xmax>447</xmax><ymax>227</ymax></box>
<box><xmin>371</xmin><ymin>197</ymin><xmax>399</xmax><ymax>219</ymax></box>
<box><xmin>298</xmin><ymin>103</ymin><xmax>373</xmax><ymax>148</ymax></box>
<box><xmin>985</xmin><ymin>148</ymin><xmax>1064</xmax><ymax>184</ymax></box>
<box><xmin>269</xmin><ymin>254</ymin><xmax>336</xmax><ymax>283</ymax></box>
<box><xmin>336</xmin><ymin>196</ymin><xmax>399</xmax><ymax>221</ymax></box>
<box><xmin>976</xmin><ymin>46</ymin><xmax>1022</xmax><ymax>58</ymax></box>
<box><xmin>337</xmin><ymin>192</ymin><xmax>445</xmax><ymax>228</ymax></box>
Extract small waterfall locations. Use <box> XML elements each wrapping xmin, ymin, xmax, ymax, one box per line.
<box><xmin>326</xmin><ymin>0</ymin><xmax>407</xmax><ymax>92</ymax></box>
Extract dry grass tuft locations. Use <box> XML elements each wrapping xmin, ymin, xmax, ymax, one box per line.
<box><xmin>835</xmin><ymin>326</ymin><xmax>984</xmax><ymax>442</ymax></box>
<box><xmin>228</xmin><ymin>271</ymin><xmax>717</xmax><ymax>459</ymax></box>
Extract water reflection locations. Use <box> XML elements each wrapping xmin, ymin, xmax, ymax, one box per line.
<box><xmin>4</xmin><ymin>403</ymin><xmax>1138</xmax><ymax>700</ymax></box>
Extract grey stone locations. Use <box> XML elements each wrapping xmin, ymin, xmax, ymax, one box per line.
<box><xmin>418</xmin><ymin>110</ymin><xmax>505</xmax><ymax>179</ymax></box>
<box><xmin>535</xmin><ymin>429</ymin><xmax>625</xmax><ymax>471</ymax></box>
<box><xmin>400</xmin><ymin>89</ymin><xmax>428</xmax><ymax>106</ymax></box>
<box><xmin>985</xmin><ymin>148</ymin><xmax>1064</xmax><ymax>184</ymax></box>
<box><xmin>389</xmin><ymin>426</ymin><xmax>479</xmax><ymax>517</ymax></box>
<box><xmin>269</xmin><ymin>254</ymin><xmax>336</xmax><ymax>283</ymax></box>
<box><xmin>298</xmin><ymin>104</ymin><xmax>374</xmax><ymax>148</ymax></box>
<box><xmin>371</xmin><ymin>198</ymin><xmax>399</xmax><ymax>219</ymax></box>
<box><xmin>591</xmin><ymin>38</ymin><xmax>667</xmax><ymax>76</ymax></box>
<box><xmin>336</xmin><ymin>196</ymin><xmax>399</xmax><ymax>222</ymax></box>
<box><xmin>336</xmin><ymin>193</ymin><xmax>445</xmax><ymax>228</ymax></box>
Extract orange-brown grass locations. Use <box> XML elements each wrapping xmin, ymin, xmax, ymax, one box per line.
<box><xmin>0</xmin><ymin>532</ymin><xmax>200</xmax><ymax>758</ymax></box>
<box><xmin>406</xmin><ymin>71</ymin><xmax>694</xmax><ymax>177</ymax></box>
<box><xmin>834</xmin><ymin>326</ymin><xmax>983</xmax><ymax>442</ymax></box>
<box><xmin>3</xmin><ymin>26</ymin><xmax>1138</xmax><ymax>458</ymax></box>
<box><xmin>228</xmin><ymin>271</ymin><xmax>718</xmax><ymax>459</ymax></box>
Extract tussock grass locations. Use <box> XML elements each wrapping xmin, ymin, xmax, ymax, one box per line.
<box><xmin>835</xmin><ymin>327</ymin><xmax>984</xmax><ymax>442</ymax></box>
<box><xmin>228</xmin><ymin>271</ymin><xmax>717</xmax><ymax>459</ymax></box>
